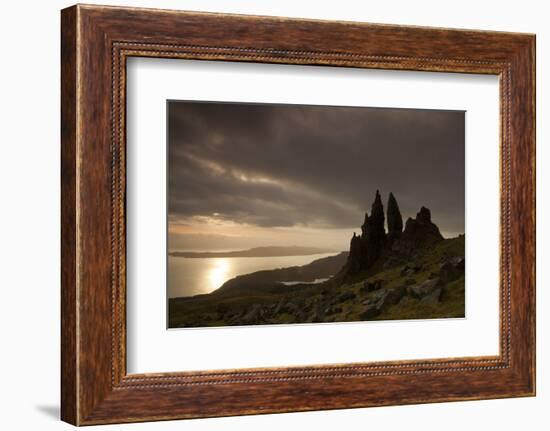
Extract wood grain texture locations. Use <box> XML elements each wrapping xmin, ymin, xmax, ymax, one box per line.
<box><xmin>60</xmin><ymin>4</ymin><xmax>536</xmax><ymax>425</ymax></box>
<box><xmin>60</xmin><ymin>5</ymin><xmax>78</xmax><ymax>425</ymax></box>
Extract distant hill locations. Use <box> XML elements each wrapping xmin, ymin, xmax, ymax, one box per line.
<box><xmin>212</xmin><ymin>252</ymin><xmax>349</xmax><ymax>297</ymax></box>
<box><xmin>169</xmin><ymin>246</ymin><xmax>336</xmax><ymax>258</ymax></box>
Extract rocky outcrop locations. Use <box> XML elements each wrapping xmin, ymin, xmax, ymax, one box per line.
<box><xmin>346</xmin><ymin>191</ymin><xmax>444</xmax><ymax>275</ymax></box>
<box><xmin>387</xmin><ymin>192</ymin><xmax>403</xmax><ymax>243</ymax></box>
<box><xmin>402</xmin><ymin>206</ymin><xmax>443</xmax><ymax>246</ymax></box>
<box><xmin>346</xmin><ymin>191</ymin><xmax>386</xmax><ymax>274</ymax></box>
<box><xmin>359</xmin><ymin>190</ymin><xmax>386</xmax><ymax>269</ymax></box>
<box><xmin>348</xmin><ymin>232</ymin><xmax>362</xmax><ymax>274</ymax></box>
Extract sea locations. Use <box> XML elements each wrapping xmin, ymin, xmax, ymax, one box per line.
<box><xmin>168</xmin><ymin>253</ymin><xmax>336</xmax><ymax>298</ymax></box>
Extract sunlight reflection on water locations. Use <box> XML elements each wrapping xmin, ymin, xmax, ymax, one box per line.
<box><xmin>168</xmin><ymin>253</ymin><xmax>336</xmax><ymax>298</ymax></box>
<box><xmin>207</xmin><ymin>259</ymin><xmax>229</xmax><ymax>293</ymax></box>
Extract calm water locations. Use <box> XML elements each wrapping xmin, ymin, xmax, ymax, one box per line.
<box><xmin>168</xmin><ymin>253</ymin><xmax>336</xmax><ymax>298</ymax></box>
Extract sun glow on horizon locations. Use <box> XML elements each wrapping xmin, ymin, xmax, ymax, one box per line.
<box><xmin>207</xmin><ymin>259</ymin><xmax>230</xmax><ymax>292</ymax></box>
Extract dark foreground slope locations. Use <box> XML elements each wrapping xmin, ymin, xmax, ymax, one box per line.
<box><xmin>168</xmin><ymin>252</ymin><xmax>348</xmax><ymax>328</ymax></box>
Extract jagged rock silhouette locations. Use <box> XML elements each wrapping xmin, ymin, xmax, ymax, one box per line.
<box><xmin>387</xmin><ymin>192</ymin><xmax>403</xmax><ymax>243</ymax></box>
<box><xmin>346</xmin><ymin>191</ymin><xmax>443</xmax><ymax>275</ymax></box>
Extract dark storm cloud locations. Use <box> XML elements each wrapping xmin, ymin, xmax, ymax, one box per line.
<box><xmin>168</xmin><ymin>101</ymin><xmax>465</xmax><ymax>233</ymax></box>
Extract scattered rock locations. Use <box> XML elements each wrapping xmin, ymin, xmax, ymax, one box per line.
<box><xmin>401</xmin><ymin>267</ymin><xmax>415</xmax><ymax>277</ymax></box>
<box><xmin>438</xmin><ymin>256</ymin><xmax>465</xmax><ymax>283</ymax></box>
<box><xmin>241</xmin><ymin>304</ymin><xmax>264</xmax><ymax>324</ymax></box>
<box><xmin>407</xmin><ymin>278</ymin><xmax>443</xmax><ymax>299</ymax></box>
<box><xmin>439</xmin><ymin>262</ymin><xmax>460</xmax><ymax>283</ymax></box>
<box><xmin>360</xmin><ymin>303</ymin><xmax>380</xmax><ymax>319</ymax></box>
<box><xmin>400</xmin><ymin>263</ymin><xmax>422</xmax><ymax>276</ymax></box>
<box><xmin>362</xmin><ymin>279</ymin><xmax>384</xmax><ymax>293</ymax></box>
<box><xmin>421</xmin><ymin>287</ymin><xmax>443</xmax><ymax>304</ymax></box>
<box><xmin>451</xmin><ymin>256</ymin><xmax>465</xmax><ymax>270</ymax></box>
<box><xmin>285</xmin><ymin>303</ymin><xmax>299</xmax><ymax>315</ymax></box>
<box><xmin>337</xmin><ymin>291</ymin><xmax>356</xmax><ymax>302</ymax></box>
<box><xmin>368</xmin><ymin>286</ymin><xmax>406</xmax><ymax>311</ymax></box>
<box><xmin>385</xmin><ymin>286</ymin><xmax>406</xmax><ymax>306</ymax></box>
<box><xmin>360</xmin><ymin>286</ymin><xmax>406</xmax><ymax>320</ymax></box>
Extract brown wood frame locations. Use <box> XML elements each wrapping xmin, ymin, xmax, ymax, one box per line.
<box><xmin>61</xmin><ymin>4</ymin><xmax>536</xmax><ymax>426</ymax></box>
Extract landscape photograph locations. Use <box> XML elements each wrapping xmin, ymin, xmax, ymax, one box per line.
<box><xmin>167</xmin><ymin>100</ymin><xmax>465</xmax><ymax>328</ymax></box>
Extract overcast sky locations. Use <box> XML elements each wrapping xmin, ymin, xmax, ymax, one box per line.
<box><xmin>167</xmin><ymin>101</ymin><xmax>464</xmax><ymax>251</ymax></box>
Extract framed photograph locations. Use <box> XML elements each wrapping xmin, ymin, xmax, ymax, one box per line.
<box><xmin>165</xmin><ymin>101</ymin><xmax>466</xmax><ymax>329</ymax></box>
<box><xmin>61</xmin><ymin>4</ymin><xmax>535</xmax><ymax>425</ymax></box>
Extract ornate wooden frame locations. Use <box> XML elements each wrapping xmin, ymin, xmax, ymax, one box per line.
<box><xmin>61</xmin><ymin>4</ymin><xmax>535</xmax><ymax>425</ymax></box>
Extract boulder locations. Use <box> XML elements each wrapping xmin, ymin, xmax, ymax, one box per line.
<box><xmin>407</xmin><ymin>278</ymin><xmax>443</xmax><ymax>299</ymax></box>
<box><xmin>439</xmin><ymin>262</ymin><xmax>459</xmax><ymax>283</ymax></box>
<box><xmin>385</xmin><ymin>286</ymin><xmax>406</xmax><ymax>305</ymax></box>
<box><xmin>360</xmin><ymin>303</ymin><xmax>381</xmax><ymax>319</ymax></box>
<box><xmin>452</xmin><ymin>256</ymin><xmax>465</xmax><ymax>270</ymax></box>
<box><xmin>362</xmin><ymin>279</ymin><xmax>384</xmax><ymax>292</ymax></box>
<box><xmin>439</xmin><ymin>256</ymin><xmax>465</xmax><ymax>283</ymax></box>
<box><xmin>285</xmin><ymin>302</ymin><xmax>299</xmax><ymax>315</ymax></box>
<box><xmin>421</xmin><ymin>287</ymin><xmax>443</xmax><ymax>304</ymax></box>
<box><xmin>368</xmin><ymin>286</ymin><xmax>406</xmax><ymax>310</ymax></box>
<box><xmin>337</xmin><ymin>291</ymin><xmax>356</xmax><ymax>302</ymax></box>
<box><xmin>241</xmin><ymin>304</ymin><xmax>264</xmax><ymax>324</ymax></box>
<box><xmin>400</xmin><ymin>263</ymin><xmax>422</xmax><ymax>276</ymax></box>
<box><xmin>401</xmin><ymin>267</ymin><xmax>415</xmax><ymax>277</ymax></box>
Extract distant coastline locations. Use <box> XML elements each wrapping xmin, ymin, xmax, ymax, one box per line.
<box><xmin>169</xmin><ymin>246</ymin><xmax>337</xmax><ymax>259</ymax></box>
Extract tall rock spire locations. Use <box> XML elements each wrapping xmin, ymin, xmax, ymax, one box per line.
<box><xmin>346</xmin><ymin>232</ymin><xmax>362</xmax><ymax>274</ymax></box>
<box><xmin>387</xmin><ymin>192</ymin><xmax>403</xmax><ymax>242</ymax></box>
<box><xmin>370</xmin><ymin>190</ymin><xmax>385</xmax><ymax>238</ymax></box>
<box><xmin>367</xmin><ymin>190</ymin><xmax>385</xmax><ymax>255</ymax></box>
<box><xmin>360</xmin><ymin>212</ymin><xmax>370</xmax><ymax>238</ymax></box>
<box><xmin>358</xmin><ymin>190</ymin><xmax>386</xmax><ymax>269</ymax></box>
